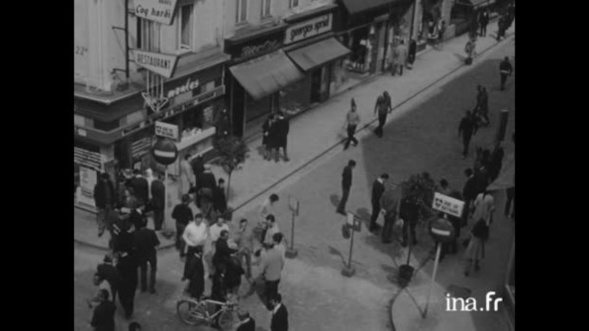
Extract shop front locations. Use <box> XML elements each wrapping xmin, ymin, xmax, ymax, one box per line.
<box><xmin>282</xmin><ymin>4</ymin><xmax>351</xmax><ymax>112</ymax></box>
<box><xmin>74</xmin><ymin>48</ymin><xmax>229</xmax><ymax>211</ymax></box>
<box><xmin>332</xmin><ymin>0</ymin><xmax>414</xmax><ymax>94</ymax></box>
<box><xmin>225</xmin><ymin>24</ymin><xmax>304</xmax><ymax>138</ymax></box>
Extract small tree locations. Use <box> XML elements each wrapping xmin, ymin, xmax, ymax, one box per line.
<box><xmin>213</xmin><ymin>135</ymin><xmax>250</xmax><ymax>202</ymax></box>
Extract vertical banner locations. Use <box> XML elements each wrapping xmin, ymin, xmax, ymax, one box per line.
<box><xmin>78</xmin><ymin>167</ymin><xmax>97</xmax><ymax>208</ymax></box>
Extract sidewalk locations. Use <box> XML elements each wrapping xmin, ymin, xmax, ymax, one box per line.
<box><xmin>74</xmin><ymin>19</ymin><xmax>513</xmax><ymax>252</ymax></box>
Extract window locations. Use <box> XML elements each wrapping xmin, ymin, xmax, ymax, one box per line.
<box><xmin>179</xmin><ymin>4</ymin><xmax>194</xmax><ymax>50</ymax></box>
<box><xmin>261</xmin><ymin>0</ymin><xmax>271</xmax><ymax>17</ymax></box>
<box><xmin>236</xmin><ymin>0</ymin><xmax>247</xmax><ymax>23</ymax></box>
<box><xmin>289</xmin><ymin>0</ymin><xmax>299</xmax><ymax>9</ymax></box>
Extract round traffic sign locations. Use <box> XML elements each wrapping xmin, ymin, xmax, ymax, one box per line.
<box><xmin>152</xmin><ymin>138</ymin><xmax>178</xmax><ymax>165</ymax></box>
<box><xmin>429</xmin><ymin>217</ymin><xmax>455</xmax><ymax>243</ymax></box>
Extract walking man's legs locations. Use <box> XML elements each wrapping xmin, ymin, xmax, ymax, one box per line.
<box><xmin>500</xmin><ymin>73</ymin><xmax>508</xmax><ymax>90</ymax></box>
<box><xmin>139</xmin><ymin>259</ymin><xmax>148</xmax><ymax>292</ymax></box>
<box><xmin>337</xmin><ymin>185</ymin><xmax>350</xmax><ymax>214</ymax></box>
<box><xmin>377</xmin><ymin>114</ymin><xmax>387</xmax><ymax>137</ymax></box>
<box><xmin>148</xmin><ymin>254</ymin><xmax>157</xmax><ymax>293</ymax></box>
<box><xmin>282</xmin><ymin>140</ymin><xmax>290</xmax><ymax>161</ymax></box>
<box><xmin>369</xmin><ymin>201</ymin><xmax>380</xmax><ymax>231</ymax></box>
<box><xmin>381</xmin><ymin>215</ymin><xmax>394</xmax><ymax>243</ymax></box>
<box><xmin>97</xmin><ymin>208</ymin><xmax>106</xmax><ymax>236</ymax></box>
<box><xmin>344</xmin><ymin>125</ymin><xmax>355</xmax><ymax>149</ymax></box>
<box><xmin>463</xmin><ymin>135</ymin><xmax>471</xmax><ymax>157</ymax></box>
<box><xmin>154</xmin><ymin>208</ymin><xmax>164</xmax><ymax>231</ymax></box>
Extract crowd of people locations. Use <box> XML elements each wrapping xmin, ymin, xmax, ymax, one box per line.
<box><xmin>262</xmin><ymin>111</ymin><xmax>291</xmax><ymax>162</ymax></box>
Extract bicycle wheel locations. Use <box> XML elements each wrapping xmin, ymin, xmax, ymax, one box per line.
<box><xmin>176</xmin><ymin>299</ymin><xmax>208</xmax><ymax>326</ymax></box>
<box><xmin>218</xmin><ymin>309</ymin><xmax>236</xmax><ymax>330</ymax></box>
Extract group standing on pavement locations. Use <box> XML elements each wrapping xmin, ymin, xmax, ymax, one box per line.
<box><xmin>262</xmin><ymin>111</ymin><xmax>291</xmax><ymax>162</ymax></box>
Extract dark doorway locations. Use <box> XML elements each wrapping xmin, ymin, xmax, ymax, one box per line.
<box><xmin>310</xmin><ymin>70</ymin><xmax>322</xmax><ymax>103</ymax></box>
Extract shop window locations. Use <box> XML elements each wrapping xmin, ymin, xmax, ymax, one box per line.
<box><xmin>179</xmin><ymin>4</ymin><xmax>194</xmax><ymax>50</ymax></box>
<box><xmin>289</xmin><ymin>0</ymin><xmax>299</xmax><ymax>9</ymax></box>
<box><xmin>261</xmin><ymin>0</ymin><xmax>272</xmax><ymax>18</ymax></box>
<box><xmin>180</xmin><ymin>104</ymin><xmax>216</xmax><ymax>139</ymax></box>
<box><xmin>236</xmin><ymin>0</ymin><xmax>248</xmax><ymax>24</ymax></box>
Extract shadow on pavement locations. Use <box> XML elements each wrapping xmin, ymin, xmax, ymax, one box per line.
<box><xmin>329</xmin><ymin>194</ymin><xmax>341</xmax><ymax>209</ymax></box>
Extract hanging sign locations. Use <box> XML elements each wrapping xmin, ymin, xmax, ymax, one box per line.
<box><xmin>155</xmin><ymin>121</ymin><xmax>179</xmax><ymax>141</ymax></box>
<box><xmin>133</xmin><ymin>50</ymin><xmax>179</xmax><ymax>78</ymax></box>
<box><xmin>432</xmin><ymin>192</ymin><xmax>465</xmax><ymax>218</ymax></box>
<box><xmin>134</xmin><ymin>0</ymin><xmax>178</xmax><ymax>25</ymax></box>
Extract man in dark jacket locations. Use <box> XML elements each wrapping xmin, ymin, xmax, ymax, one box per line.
<box><xmin>275</xmin><ymin>112</ymin><xmax>290</xmax><ymax>162</ymax></box>
<box><xmin>400</xmin><ymin>196</ymin><xmax>419</xmax><ymax>247</ymax></box>
<box><xmin>499</xmin><ymin>57</ymin><xmax>513</xmax><ymax>91</ymax></box>
<box><xmin>196</xmin><ymin>164</ymin><xmax>216</xmax><ymax>212</ymax></box>
<box><xmin>269</xmin><ymin>293</ymin><xmax>289</xmax><ymax>331</ymax></box>
<box><xmin>172</xmin><ymin>194</ymin><xmax>193</xmax><ymax>258</ymax></box>
<box><xmin>369</xmin><ymin>174</ymin><xmax>389</xmax><ymax>233</ymax></box>
<box><xmin>213</xmin><ymin>178</ymin><xmax>228</xmax><ymax>215</ymax></box>
<box><xmin>183</xmin><ymin>246</ymin><xmax>205</xmax><ymax>299</ymax></box>
<box><xmin>133</xmin><ymin>218</ymin><xmax>160</xmax><ymax>294</ymax></box>
<box><xmin>337</xmin><ymin>160</ymin><xmax>356</xmax><ymax>215</ymax></box>
<box><xmin>97</xmin><ymin>254</ymin><xmax>122</xmax><ymax>303</ymax></box>
<box><xmin>130</xmin><ymin>170</ymin><xmax>149</xmax><ymax>207</ymax></box>
<box><xmin>479</xmin><ymin>9</ymin><xmax>489</xmax><ymax>37</ymax></box>
<box><xmin>380</xmin><ymin>185</ymin><xmax>401</xmax><ymax>244</ymax></box>
<box><xmin>90</xmin><ymin>289</ymin><xmax>116</xmax><ymax>331</ymax></box>
<box><xmin>94</xmin><ymin>173</ymin><xmax>116</xmax><ymax>237</ymax></box>
<box><xmin>190</xmin><ymin>154</ymin><xmax>205</xmax><ymax>183</ymax></box>
<box><xmin>458</xmin><ymin>111</ymin><xmax>476</xmax><ymax>158</ymax></box>
<box><xmin>213</xmin><ymin>230</ymin><xmax>238</xmax><ymax>271</ymax></box>
<box><xmin>150</xmin><ymin>172</ymin><xmax>165</xmax><ymax>231</ymax></box>
<box><xmin>115</xmin><ymin>229</ymin><xmax>138</xmax><ymax>319</ymax></box>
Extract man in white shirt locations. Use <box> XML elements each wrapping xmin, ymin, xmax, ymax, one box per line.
<box><xmin>182</xmin><ymin>213</ymin><xmax>208</xmax><ymax>254</ymax></box>
<box><xmin>209</xmin><ymin>216</ymin><xmax>230</xmax><ymax>244</ymax></box>
<box><xmin>260</xmin><ymin>194</ymin><xmax>279</xmax><ymax>221</ymax></box>
<box><xmin>263</xmin><ymin>215</ymin><xmax>280</xmax><ymax>247</ymax></box>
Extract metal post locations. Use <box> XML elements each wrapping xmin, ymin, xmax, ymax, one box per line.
<box><xmin>423</xmin><ymin>242</ymin><xmax>442</xmax><ymax>318</ymax></box>
<box><xmin>163</xmin><ymin>166</ymin><xmax>171</xmax><ymax>232</ymax></box>
<box><xmin>124</xmin><ymin>0</ymin><xmax>129</xmax><ymax>80</ymax></box>
<box><xmin>286</xmin><ymin>199</ymin><xmax>298</xmax><ymax>259</ymax></box>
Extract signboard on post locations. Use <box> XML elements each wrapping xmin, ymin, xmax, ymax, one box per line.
<box><xmin>134</xmin><ymin>0</ymin><xmax>178</xmax><ymax>25</ymax></box>
<box><xmin>432</xmin><ymin>192</ymin><xmax>465</xmax><ymax>218</ymax></box>
<box><xmin>155</xmin><ymin>121</ymin><xmax>179</xmax><ymax>141</ymax></box>
<box><xmin>133</xmin><ymin>50</ymin><xmax>179</xmax><ymax>78</ymax></box>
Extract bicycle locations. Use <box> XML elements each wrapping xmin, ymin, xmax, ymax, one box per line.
<box><xmin>176</xmin><ymin>296</ymin><xmax>238</xmax><ymax>329</ymax></box>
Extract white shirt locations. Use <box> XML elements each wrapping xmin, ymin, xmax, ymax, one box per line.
<box><xmin>209</xmin><ymin>223</ymin><xmax>230</xmax><ymax>243</ymax></box>
<box><xmin>260</xmin><ymin>198</ymin><xmax>275</xmax><ymax>219</ymax></box>
<box><xmin>183</xmin><ymin>221</ymin><xmax>208</xmax><ymax>247</ymax></box>
<box><xmin>264</xmin><ymin>224</ymin><xmax>281</xmax><ymax>245</ymax></box>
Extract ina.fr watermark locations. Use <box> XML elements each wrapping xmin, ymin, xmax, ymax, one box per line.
<box><xmin>446</xmin><ymin>291</ymin><xmax>503</xmax><ymax>312</ymax></box>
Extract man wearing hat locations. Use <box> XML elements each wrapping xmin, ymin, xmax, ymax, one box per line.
<box><xmin>235</xmin><ymin>310</ymin><xmax>256</xmax><ymax>331</ymax></box>
<box><xmin>172</xmin><ymin>194</ymin><xmax>194</xmax><ymax>258</ymax></box>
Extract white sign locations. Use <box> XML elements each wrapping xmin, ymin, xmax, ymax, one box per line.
<box><xmin>134</xmin><ymin>0</ymin><xmax>178</xmax><ymax>25</ymax></box>
<box><xmin>285</xmin><ymin>14</ymin><xmax>333</xmax><ymax>45</ymax></box>
<box><xmin>155</xmin><ymin>121</ymin><xmax>179</xmax><ymax>140</ymax></box>
<box><xmin>78</xmin><ymin>167</ymin><xmax>97</xmax><ymax>208</ymax></box>
<box><xmin>432</xmin><ymin>192</ymin><xmax>465</xmax><ymax>218</ymax></box>
<box><xmin>133</xmin><ymin>50</ymin><xmax>178</xmax><ymax>78</ymax></box>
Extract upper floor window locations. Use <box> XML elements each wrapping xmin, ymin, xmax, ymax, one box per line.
<box><xmin>261</xmin><ymin>0</ymin><xmax>271</xmax><ymax>17</ymax></box>
<box><xmin>179</xmin><ymin>4</ymin><xmax>194</xmax><ymax>50</ymax></box>
<box><xmin>236</xmin><ymin>0</ymin><xmax>248</xmax><ymax>24</ymax></box>
<box><xmin>289</xmin><ymin>0</ymin><xmax>299</xmax><ymax>9</ymax></box>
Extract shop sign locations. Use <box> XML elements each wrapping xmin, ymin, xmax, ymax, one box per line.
<box><xmin>78</xmin><ymin>166</ymin><xmax>97</xmax><ymax>208</ymax></box>
<box><xmin>134</xmin><ymin>0</ymin><xmax>178</xmax><ymax>25</ymax></box>
<box><xmin>432</xmin><ymin>192</ymin><xmax>465</xmax><ymax>218</ymax></box>
<box><xmin>226</xmin><ymin>28</ymin><xmax>284</xmax><ymax>62</ymax></box>
<box><xmin>155</xmin><ymin>121</ymin><xmax>179</xmax><ymax>140</ymax></box>
<box><xmin>133</xmin><ymin>50</ymin><xmax>179</xmax><ymax>78</ymax></box>
<box><xmin>285</xmin><ymin>13</ymin><xmax>333</xmax><ymax>45</ymax></box>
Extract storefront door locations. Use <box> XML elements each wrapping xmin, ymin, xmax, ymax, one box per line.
<box><xmin>310</xmin><ymin>69</ymin><xmax>322</xmax><ymax>104</ymax></box>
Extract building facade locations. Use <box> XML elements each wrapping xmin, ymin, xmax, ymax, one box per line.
<box><xmin>74</xmin><ymin>0</ymin><xmax>228</xmax><ymax>211</ymax></box>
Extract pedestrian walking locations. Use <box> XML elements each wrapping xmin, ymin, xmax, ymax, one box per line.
<box><xmin>133</xmin><ymin>217</ymin><xmax>160</xmax><ymax>294</ymax></box>
<box><xmin>268</xmin><ymin>115</ymin><xmax>281</xmax><ymax>162</ymax></box>
<box><xmin>374</xmin><ymin>92</ymin><xmax>392</xmax><ymax>138</ymax></box>
<box><xmin>196</xmin><ymin>164</ymin><xmax>216</xmax><ymax>216</ymax></box>
<box><xmin>234</xmin><ymin>219</ymin><xmax>254</xmax><ymax>279</ymax></box>
<box><xmin>190</xmin><ymin>154</ymin><xmax>205</xmax><ymax>182</ymax></box>
<box><xmin>400</xmin><ymin>196</ymin><xmax>419</xmax><ymax>247</ymax></box>
<box><xmin>268</xmin><ymin>293</ymin><xmax>289</xmax><ymax>331</ymax></box>
<box><xmin>275</xmin><ymin>112</ymin><xmax>290</xmax><ymax>162</ymax></box>
<box><xmin>182</xmin><ymin>213</ymin><xmax>208</xmax><ymax>258</ymax></box>
<box><xmin>380</xmin><ymin>184</ymin><xmax>402</xmax><ymax>244</ymax></box>
<box><xmin>150</xmin><ymin>172</ymin><xmax>165</xmax><ymax>231</ymax></box>
<box><xmin>96</xmin><ymin>254</ymin><xmax>122</xmax><ymax>304</ymax></box>
<box><xmin>479</xmin><ymin>9</ymin><xmax>489</xmax><ymax>37</ymax></box>
<box><xmin>463</xmin><ymin>217</ymin><xmax>487</xmax><ymax>276</ymax></box>
<box><xmin>262</xmin><ymin>114</ymin><xmax>276</xmax><ymax>160</ymax></box>
<box><xmin>458</xmin><ymin>111</ymin><xmax>476</xmax><ymax>158</ymax></box>
<box><xmin>90</xmin><ymin>289</ymin><xmax>116</xmax><ymax>331</ymax></box>
<box><xmin>462</xmin><ymin>168</ymin><xmax>478</xmax><ymax>224</ymax></box>
<box><xmin>437</xmin><ymin>19</ymin><xmax>446</xmax><ymax>49</ymax></box>
<box><xmin>393</xmin><ymin>40</ymin><xmax>408</xmax><ymax>76</ymax></box>
<box><xmin>235</xmin><ymin>310</ymin><xmax>256</xmax><ymax>331</ymax></box>
<box><xmin>471</xmin><ymin>190</ymin><xmax>495</xmax><ymax>232</ymax></box>
<box><xmin>369</xmin><ymin>173</ymin><xmax>389</xmax><ymax>232</ymax></box>
<box><xmin>172</xmin><ymin>194</ymin><xmax>193</xmax><ymax>258</ymax></box>
<box><xmin>464</xmin><ymin>36</ymin><xmax>476</xmax><ymax>65</ymax></box>
<box><xmin>213</xmin><ymin>178</ymin><xmax>228</xmax><ymax>216</ymax></box>
<box><xmin>343</xmin><ymin>98</ymin><xmax>360</xmax><ymax>150</ymax></box>
<box><xmin>130</xmin><ymin>170</ymin><xmax>149</xmax><ymax>208</ymax></box>
<box><xmin>499</xmin><ymin>57</ymin><xmax>513</xmax><ymax>91</ymax></box>
<box><xmin>476</xmin><ymin>86</ymin><xmax>490</xmax><ymax>126</ymax></box>
<box><xmin>179</xmin><ymin>154</ymin><xmax>196</xmax><ymax>199</ymax></box>
<box><xmin>182</xmin><ymin>245</ymin><xmax>205</xmax><ymax>300</ymax></box>
<box><xmin>94</xmin><ymin>173</ymin><xmax>116</xmax><ymax>237</ymax></box>
<box><xmin>407</xmin><ymin>39</ymin><xmax>417</xmax><ymax>69</ymax></box>
<box><xmin>336</xmin><ymin>160</ymin><xmax>356</xmax><ymax>215</ymax></box>
<box><xmin>115</xmin><ymin>231</ymin><xmax>138</xmax><ymax>319</ymax></box>
<box><xmin>496</xmin><ymin>15</ymin><xmax>508</xmax><ymax>41</ymax></box>
<box><xmin>259</xmin><ymin>241</ymin><xmax>284</xmax><ymax>302</ymax></box>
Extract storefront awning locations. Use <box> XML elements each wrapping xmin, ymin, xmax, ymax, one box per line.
<box><xmin>229</xmin><ymin>50</ymin><xmax>304</xmax><ymax>100</ymax></box>
<box><xmin>287</xmin><ymin>38</ymin><xmax>351</xmax><ymax>72</ymax></box>
<box><xmin>340</xmin><ymin>0</ymin><xmax>408</xmax><ymax>15</ymax></box>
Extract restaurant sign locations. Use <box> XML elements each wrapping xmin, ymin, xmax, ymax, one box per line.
<box><xmin>285</xmin><ymin>14</ymin><xmax>333</xmax><ymax>45</ymax></box>
<box><xmin>134</xmin><ymin>0</ymin><xmax>178</xmax><ymax>25</ymax></box>
<box><xmin>133</xmin><ymin>50</ymin><xmax>179</xmax><ymax>78</ymax></box>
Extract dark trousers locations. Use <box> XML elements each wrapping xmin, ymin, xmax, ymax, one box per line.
<box><xmin>382</xmin><ymin>214</ymin><xmax>396</xmax><ymax>243</ymax></box>
<box><xmin>153</xmin><ymin>208</ymin><xmax>164</xmax><ymax>230</ymax></box>
<box><xmin>505</xmin><ymin>187</ymin><xmax>515</xmax><ymax>217</ymax></box>
<box><xmin>265</xmin><ymin>279</ymin><xmax>280</xmax><ymax>301</ymax></box>
<box><xmin>337</xmin><ymin>185</ymin><xmax>351</xmax><ymax>213</ymax></box>
<box><xmin>402</xmin><ymin>220</ymin><xmax>417</xmax><ymax>245</ymax></box>
<box><xmin>236</xmin><ymin>249</ymin><xmax>252</xmax><ymax>277</ymax></box>
<box><xmin>500</xmin><ymin>73</ymin><xmax>509</xmax><ymax>90</ymax></box>
<box><xmin>118</xmin><ymin>283</ymin><xmax>135</xmax><ymax>317</ymax></box>
<box><xmin>479</xmin><ymin>23</ymin><xmax>487</xmax><ymax>37</ymax></box>
<box><xmin>139</xmin><ymin>254</ymin><xmax>157</xmax><ymax>292</ymax></box>
<box><xmin>369</xmin><ymin>201</ymin><xmax>380</xmax><ymax>231</ymax></box>
<box><xmin>376</xmin><ymin>114</ymin><xmax>387</xmax><ymax>137</ymax></box>
<box><xmin>176</xmin><ymin>223</ymin><xmax>186</xmax><ymax>257</ymax></box>
<box><xmin>462</xmin><ymin>134</ymin><xmax>472</xmax><ymax>156</ymax></box>
<box><xmin>344</xmin><ymin>125</ymin><xmax>358</xmax><ymax>149</ymax></box>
